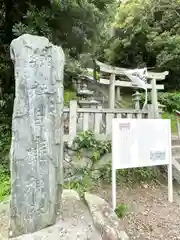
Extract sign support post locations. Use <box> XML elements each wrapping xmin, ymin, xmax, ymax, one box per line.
<box><xmin>168</xmin><ymin>121</ymin><xmax>173</xmax><ymax>202</ymax></box>
<box><xmin>168</xmin><ymin>162</ymin><xmax>173</xmax><ymax>203</ymax></box>
<box><xmin>112</xmin><ymin>168</ymin><xmax>116</xmax><ymax>211</ymax></box>
<box><xmin>112</xmin><ymin>119</ymin><xmax>173</xmax><ymax>211</ymax></box>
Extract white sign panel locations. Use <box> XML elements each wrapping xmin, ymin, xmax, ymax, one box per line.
<box><xmin>112</xmin><ymin>119</ymin><xmax>173</xmax><ymax>210</ymax></box>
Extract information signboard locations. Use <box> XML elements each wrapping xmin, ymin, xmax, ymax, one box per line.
<box><xmin>112</xmin><ymin>119</ymin><xmax>172</xmax><ymax>210</ymax></box>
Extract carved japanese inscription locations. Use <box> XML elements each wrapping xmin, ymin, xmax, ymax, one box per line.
<box><xmin>9</xmin><ymin>34</ymin><xmax>65</xmax><ymax>237</ymax></box>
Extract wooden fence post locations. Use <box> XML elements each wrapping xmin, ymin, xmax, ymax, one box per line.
<box><xmin>69</xmin><ymin>100</ymin><xmax>77</xmax><ymax>143</ymax></box>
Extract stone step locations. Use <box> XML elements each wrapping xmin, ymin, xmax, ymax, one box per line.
<box><xmin>172</xmin><ymin>145</ymin><xmax>180</xmax><ymax>156</ymax></box>
<box><xmin>163</xmin><ymin>156</ymin><xmax>180</xmax><ymax>184</ymax></box>
<box><xmin>172</xmin><ymin>139</ymin><xmax>180</xmax><ymax>146</ymax></box>
<box><xmin>172</xmin><ymin>135</ymin><xmax>180</xmax><ymax>146</ymax></box>
<box><xmin>165</xmin><ymin>142</ymin><xmax>180</xmax><ymax>183</ymax></box>
<box><xmin>172</xmin><ymin>157</ymin><xmax>180</xmax><ymax>184</ymax></box>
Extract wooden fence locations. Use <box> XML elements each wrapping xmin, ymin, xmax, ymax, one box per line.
<box><xmin>63</xmin><ymin>100</ymin><xmax>154</xmax><ymax>142</ymax></box>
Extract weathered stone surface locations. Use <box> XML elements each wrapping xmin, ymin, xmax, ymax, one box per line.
<box><xmin>64</xmin><ymin>142</ymin><xmax>180</xmax><ymax>185</ymax></box>
<box><xmin>64</xmin><ymin>147</ymin><xmax>93</xmax><ymax>182</ymax></box>
<box><xmin>1</xmin><ymin>191</ymin><xmax>128</xmax><ymax>240</ymax></box>
<box><xmin>164</xmin><ymin>145</ymin><xmax>180</xmax><ymax>183</ymax></box>
<box><xmin>93</xmin><ymin>153</ymin><xmax>111</xmax><ymax>169</ymax></box>
<box><xmin>9</xmin><ymin>34</ymin><xmax>65</xmax><ymax>237</ymax></box>
<box><xmin>172</xmin><ymin>145</ymin><xmax>180</xmax><ymax>157</ymax></box>
<box><xmin>172</xmin><ymin>157</ymin><xmax>180</xmax><ymax>184</ymax></box>
<box><xmin>84</xmin><ymin>192</ymin><xmax>129</xmax><ymax>240</ymax></box>
<box><xmin>11</xmin><ymin>190</ymin><xmax>102</xmax><ymax>240</ymax></box>
<box><xmin>64</xmin><ymin>146</ymin><xmax>111</xmax><ymax>181</ymax></box>
<box><xmin>172</xmin><ymin>135</ymin><xmax>180</xmax><ymax>146</ymax></box>
<box><xmin>91</xmin><ymin>169</ymin><xmax>102</xmax><ymax>180</ymax></box>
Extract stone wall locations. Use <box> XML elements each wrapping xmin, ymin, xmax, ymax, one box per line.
<box><xmin>64</xmin><ymin>140</ymin><xmax>180</xmax><ymax>184</ymax></box>
<box><xmin>64</xmin><ymin>142</ymin><xmax>111</xmax><ymax>182</ymax></box>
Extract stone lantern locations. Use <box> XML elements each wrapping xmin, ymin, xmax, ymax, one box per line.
<box><xmin>76</xmin><ymin>79</ymin><xmax>101</xmax><ymax>132</ymax></box>
<box><xmin>77</xmin><ymin>81</ymin><xmax>99</xmax><ymax>109</ymax></box>
<box><xmin>132</xmin><ymin>90</ymin><xmax>141</xmax><ymax>110</ymax></box>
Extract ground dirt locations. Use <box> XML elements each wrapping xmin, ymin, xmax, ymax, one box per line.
<box><xmin>92</xmin><ymin>180</ymin><xmax>180</xmax><ymax>240</ymax></box>
<box><xmin>1</xmin><ymin>181</ymin><xmax>180</xmax><ymax>240</ymax></box>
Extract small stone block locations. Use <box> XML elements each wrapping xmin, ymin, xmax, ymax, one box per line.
<box><xmin>119</xmin><ymin>231</ymin><xmax>129</xmax><ymax>240</ymax></box>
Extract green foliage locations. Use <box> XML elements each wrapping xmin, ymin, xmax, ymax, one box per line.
<box><xmin>0</xmin><ymin>0</ymin><xmax>115</xmax><ymax>127</ymax></box>
<box><xmin>0</xmin><ymin>94</ymin><xmax>12</xmax><ymax>172</ymax></box>
<box><xmin>12</xmin><ymin>2</ymin><xmax>109</xmax><ymax>49</ymax></box>
<box><xmin>101</xmin><ymin>164</ymin><xmax>161</xmax><ymax>184</ymax></box>
<box><xmin>87</xmin><ymin>68</ymin><xmax>101</xmax><ymax>81</ymax></box>
<box><xmin>73</xmin><ymin>131</ymin><xmax>161</xmax><ymax>183</ymax></box>
<box><xmin>64</xmin><ymin>174</ymin><xmax>92</xmax><ymax>198</ymax></box>
<box><xmin>115</xmin><ymin>203</ymin><xmax>129</xmax><ymax>218</ymax></box>
<box><xmin>105</xmin><ymin>0</ymin><xmax>180</xmax><ymax>90</ymax></box>
<box><xmin>64</xmin><ymin>90</ymin><xmax>78</xmax><ymax>106</ymax></box>
<box><xmin>157</xmin><ymin>92</ymin><xmax>180</xmax><ymax>134</ymax></box>
<box><xmin>0</xmin><ymin>123</ymin><xmax>11</xmax><ymax>169</ymax></box>
<box><xmin>0</xmin><ymin>0</ymin><xmax>115</xmax><ymax>179</ymax></box>
<box><xmin>122</xmin><ymin>167</ymin><xmax>161</xmax><ymax>183</ymax></box>
<box><xmin>73</xmin><ymin>131</ymin><xmax>111</xmax><ymax>153</ymax></box>
<box><xmin>0</xmin><ymin>168</ymin><xmax>10</xmax><ymax>201</ymax></box>
<box><xmin>140</xmin><ymin>91</ymin><xmax>180</xmax><ymax>112</ymax></box>
<box><xmin>158</xmin><ymin>92</ymin><xmax>180</xmax><ymax>112</ymax></box>
<box><xmin>162</xmin><ymin>112</ymin><xmax>177</xmax><ymax>134</ymax></box>
<box><xmin>11</xmin><ymin>1</ymin><xmax>114</xmax><ymax>89</ymax></box>
<box><xmin>73</xmin><ymin>131</ymin><xmax>111</xmax><ymax>162</ymax></box>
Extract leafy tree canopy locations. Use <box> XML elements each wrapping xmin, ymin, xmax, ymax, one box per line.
<box><xmin>0</xmin><ymin>0</ymin><xmax>116</xmax><ymax>170</ymax></box>
<box><xmin>0</xmin><ymin>0</ymin><xmax>115</xmax><ymax>120</ymax></box>
<box><xmin>104</xmin><ymin>0</ymin><xmax>180</xmax><ymax>89</ymax></box>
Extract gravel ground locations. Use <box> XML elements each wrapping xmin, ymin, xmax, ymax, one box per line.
<box><xmin>1</xmin><ymin>182</ymin><xmax>180</xmax><ymax>239</ymax></box>
<box><xmin>92</xmin><ymin>182</ymin><xmax>180</xmax><ymax>240</ymax></box>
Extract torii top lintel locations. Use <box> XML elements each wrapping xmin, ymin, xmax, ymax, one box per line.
<box><xmin>95</xmin><ymin>61</ymin><xmax>169</xmax><ymax>80</ymax></box>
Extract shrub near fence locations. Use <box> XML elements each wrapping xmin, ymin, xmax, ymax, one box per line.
<box><xmin>140</xmin><ymin>91</ymin><xmax>180</xmax><ymax>112</ymax></box>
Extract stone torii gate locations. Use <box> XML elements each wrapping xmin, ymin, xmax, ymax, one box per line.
<box><xmin>95</xmin><ymin>61</ymin><xmax>169</xmax><ymax>118</ymax></box>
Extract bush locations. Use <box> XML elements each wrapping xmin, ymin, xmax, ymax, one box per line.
<box><xmin>162</xmin><ymin>112</ymin><xmax>177</xmax><ymax>134</ymax></box>
<box><xmin>64</xmin><ymin>174</ymin><xmax>93</xmax><ymax>198</ymax></box>
<box><xmin>101</xmin><ymin>165</ymin><xmax>161</xmax><ymax>184</ymax></box>
<box><xmin>0</xmin><ymin>168</ymin><xmax>10</xmax><ymax>201</ymax></box>
<box><xmin>0</xmin><ymin>123</ymin><xmax>11</xmax><ymax>170</ymax></box>
<box><xmin>158</xmin><ymin>92</ymin><xmax>180</xmax><ymax>112</ymax></box>
<box><xmin>73</xmin><ymin>131</ymin><xmax>111</xmax><ymax>163</ymax></box>
<box><xmin>73</xmin><ymin>131</ymin><xmax>161</xmax><ymax>184</ymax></box>
<box><xmin>115</xmin><ymin>203</ymin><xmax>129</xmax><ymax>218</ymax></box>
<box><xmin>64</xmin><ymin>90</ymin><xmax>78</xmax><ymax>106</ymax></box>
<box><xmin>140</xmin><ymin>91</ymin><xmax>180</xmax><ymax>112</ymax></box>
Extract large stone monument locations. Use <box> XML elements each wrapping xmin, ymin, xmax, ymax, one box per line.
<box><xmin>9</xmin><ymin>34</ymin><xmax>65</xmax><ymax>237</ymax></box>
